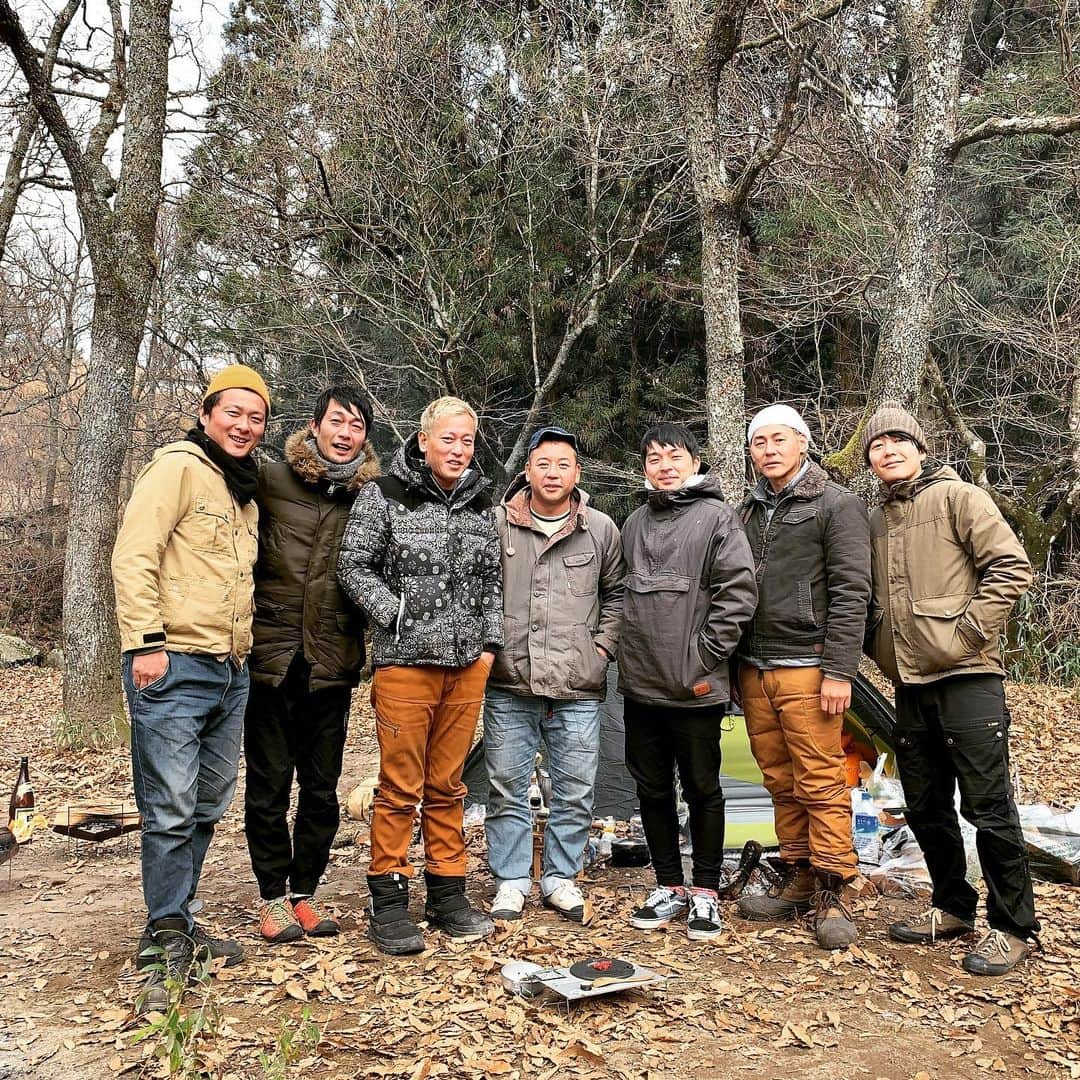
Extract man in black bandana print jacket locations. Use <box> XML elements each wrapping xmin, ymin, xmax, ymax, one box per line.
<box><xmin>338</xmin><ymin>397</ymin><xmax>503</xmax><ymax>956</ymax></box>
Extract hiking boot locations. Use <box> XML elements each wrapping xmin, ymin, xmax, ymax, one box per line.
<box><xmin>961</xmin><ymin>929</ymin><xmax>1031</xmax><ymax>976</ymax></box>
<box><xmin>687</xmin><ymin>888</ymin><xmax>723</xmax><ymax>941</ymax></box>
<box><xmin>811</xmin><ymin>871</ymin><xmax>858</xmax><ymax>950</ymax></box>
<box><xmin>367</xmin><ymin>873</ymin><xmax>425</xmax><ymax>955</ymax></box>
<box><xmin>737</xmin><ymin>858</ymin><xmax>814</xmax><ymax>922</ymax></box>
<box><xmin>259</xmin><ymin>897</ymin><xmax>304</xmax><ymax>944</ymax></box>
<box><xmin>889</xmin><ymin>906</ymin><xmax>975</xmax><ymax>945</ymax></box>
<box><xmin>629</xmin><ymin>886</ymin><xmax>688</xmax><ymax>930</ymax></box>
<box><xmin>424</xmin><ymin>872</ymin><xmax>494</xmax><ymax>940</ymax></box>
<box><xmin>292</xmin><ymin>897</ymin><xmax>340</xmax><ymax>937</ymax></box>
<box><xmin>491</xmin><ymin>883</ymin><xmax>526</xmax><ymax>921</ymax></box>
<box><xmin>543</xmin><ymin>881</ymin><xmax>586</xmax><ymax>923</ymax></box>
<box><xmin>192</xmin><ymin>923</ymin><xmax>245</xmax><ymax>966</ymax></box>
<box><xmin>136</xmin><ymin>918</ymin><xmax>194</xmax><ymax>1015</ymax></box>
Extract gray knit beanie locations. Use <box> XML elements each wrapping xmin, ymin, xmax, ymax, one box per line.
<box><xmin>861</xmin><ymin>401</ymin><xmax>928</xmax><ymax>464</ymax></box>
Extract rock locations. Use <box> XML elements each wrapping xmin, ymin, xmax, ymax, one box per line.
<box><xmin>0</xmin><ymin>634</ymin><xmax>40</xmax><ymax>666</ymax></box>
<box><xmin>42</xmin><ymin>647</ymin><xmax>65</xmax><ymax>671</ymax></box>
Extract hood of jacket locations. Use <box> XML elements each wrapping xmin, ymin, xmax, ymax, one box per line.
<box><xmin>746</xmin><ymin>458</ymin><xmax>828</xmax><ymax>507</ymax></box>
<box><xmin>642</xmin><ymin>471</ymin><xmax>728</xmax><ymax>511</ymax></box>
<box><xmin>501</xmin><ymin>471</ymin><xmax>591</xmax><ymax>529</ymax></box>
<box><xmin>877</xmin><ymin>460</ymin><xmax>955</xmax><ymax>504</ymax></box>
<box><xmin>388</xmin><ymin>433</ymin><xmax>492</xmax><ymax>505</ymax></box>
<box><xmin>283</xmin><ymin>429</ymin><xmax>381</xmax><ymax>493</ymax></box>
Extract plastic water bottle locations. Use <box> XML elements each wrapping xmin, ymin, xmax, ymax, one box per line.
<box><xmin>852</xmin><ymin>788</ymin><xmax>881</xmax><ymax>864</ymax></box>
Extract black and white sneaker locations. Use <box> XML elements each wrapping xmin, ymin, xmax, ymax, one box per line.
<box><xmin>687</xmin><ymin>889</ymin><xmax>723</xmax><ymax>941</ymax></box>
<box><xmin>629</xmin><ymin>886</ymin><xmax>688</xmax><ymax>930</ymax></box>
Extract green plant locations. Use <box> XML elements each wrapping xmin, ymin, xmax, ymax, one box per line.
<box><xmin>258</xmin><ymin>1006</ymin><xmax>322</xmax><ymax>1079</ymax></box>
<box><xmin>1006</xmin><ymin>580</ymin><xmax>1080</xmax><ymax>687</ymax></box>
<box><xmin>131</xmin><ymin>949</ymin><xmax>222</xmax><ymax>1077</ymax></box>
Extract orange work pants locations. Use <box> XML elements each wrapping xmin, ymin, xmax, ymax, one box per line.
<box><xmin>739</xmin><ymin>664</ymin><xmax>857</xmax><ymax>878</ymax></box>
<box><xmin>369</xmin><ymin>659</ymin><xmax>489</xmax><ymax>877</ymax></box>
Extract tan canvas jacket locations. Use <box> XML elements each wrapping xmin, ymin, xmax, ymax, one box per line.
<box><xmin>112</xmin><ymin>441</ymin><xmax>260</xmax><ymax>660</ymax></box>
<box><xmin>867</xmin><ymin>464</ymin><xmax>1032</xmax><ymax>685</ymax></box>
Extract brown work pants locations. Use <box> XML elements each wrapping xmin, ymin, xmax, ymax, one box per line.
<box><xmin>739</xmin><ymin>665</ymin><xmax>857</xmax><ymax>878</ymax></box>
<box><xmin>369</xmin><ymin>659</ymin><xmax>490</xmax><ymax>877</ymax></box>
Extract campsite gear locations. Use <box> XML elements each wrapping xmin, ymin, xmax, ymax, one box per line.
<box><xmin>610</xmin><ymin>836</ymin><xmax>651</xmax><ymax>867</ymax></box>
<box><xmin>423</xmin><ymin>872</ymin><xmax>494</xmax><ymax>940</ymax></box>
<box><xmin>893</xmin><ymin>674</ymin><xmax>1039</xmax><ymax>942</ymax></box>
<box><xmin>543</xmin><ymin>881</ymin><xmax>587</xmax><ymax>922</ymax></box>
<box><xmin>367</xmin><ymin>873</ymin><xmax>425</xmax><ymax>955</ymax></box>
<box><xmin>500</xmin><ymin>961</ymin><xmax>548</xmax><ymax>998</ymax></box>
<box><xmin>686</xmin><ymin>889</ymin><xmax>723</xmax><ymax>940</ymax></box>
<box><xmin>852</xmin><ymin>788</ymin><xmax>881</xmax><ymax>864</ymax></box>
<box><xmin>51</xmin><ymin>803</ymin><xmax>141</xmax><ymax>843</ymax></box>
<box><xmin>569</xmin><ymin>958</ymin><xmax>635</xmax><ymax>982</ymax></box>
<box><xmin>1020</xmin><ymin>803</ymin><xmax>1080</xmax><ymax>885</ymax></box>
<box><xmin>291</xmin><ymin>897</ymin><xmax>340</xmax><ymax>936</ymax></box>
<box><xmin>137</xmin><ymin>918</ymin><xmax>195</xmax><ymax>1015</ymax></box>
<box><xmin>629</xmin><ymin>885</ymin><xmax>689</xmax><ymax>930</ymax></box>
<box><xmin>740</xmin><ymin>665</ymin><xmax>859</xmax><ymax>878</ymax></box>
<box><xmin>519</xmin><ymin>960</ymin><xmax>664</xmax><ymax>1001</ymax></box>
<box><xmin>737</xmin><ymin>857</ymin><xmax>814</xmax><ymax>919</ymax></box>
<box><xmin>811</xmin><ymin>871</ymin><xmax>858</xmax><ymax>950</ymax></box>
<box><xmin>259</xmin><ymin>898</ymin><xmax>303</xmax><ymax>944</ymax></box>
<box><xmin>491</xmin><ymin>883</ymin><xmax>527</xmax><ymax>920</ymax></box>
<box><xmin>888</xmin><ymin>906</ymin><xmax>975</xmax><ymax>944</ymax></box>
<box><xmin>962</xmin><ymin>928</ymin><xmax>1032</xmax><ymax>976</ymax></box>
<box><xmin>718</xmin><ymin>840</ymin><xmax>764</xmax><ymax>900</ymax></box>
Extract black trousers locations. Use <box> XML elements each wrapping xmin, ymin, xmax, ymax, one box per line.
<box><xmin>894</xmin><ymin>674</ymin><xmax>1038</xmax><ymax>940</ymax></box>
<box><xmin>244</xmin><ymin>653</ymin><xmax>351</xmax><ymax>900</ymax></box>
<box><xmin>623</xmin><ymin>696</ymin><xmax>726</xmax><ymax>891</ymax></box>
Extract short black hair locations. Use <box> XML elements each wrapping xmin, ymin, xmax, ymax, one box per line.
<box><xmin>201</xmin><ymin>390</ymin><xmax>222</xmax><ymax>415</ymax></box>
<box><xmin>313</xmin><ymin>384</ymin><xmax>374</xmax><ymax>433</ymax></box>
<box><xmin>640</xmin><ymin>422</ymin><xmax>700</xmax><ymax>464</ymax></box>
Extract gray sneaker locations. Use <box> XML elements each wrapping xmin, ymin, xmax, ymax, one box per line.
<box><xmin>629</xmin><ymin>886</ymin><xmax>688</xmax><ymax>930</ymax></box>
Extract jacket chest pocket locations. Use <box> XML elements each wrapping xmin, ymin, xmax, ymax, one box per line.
<box><xmin>191</xmin><ymin>498</ymin><xmax>232</xmax><ymax>552</ymax></box>
<box><xmin>780</xmin><ymin>507</ymin><xmax>819</xmax><ymax>531</ymax></box>
<box><xmin>563</xmin><ymin>550</ymin><xmax>598</xmax><ymax>597</ymax></box>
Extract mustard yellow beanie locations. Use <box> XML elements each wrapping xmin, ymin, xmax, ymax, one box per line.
<box><xmin>202</xmin><ymin>365</ymin><xmax>272</xmax><ymax>414</ymax></box>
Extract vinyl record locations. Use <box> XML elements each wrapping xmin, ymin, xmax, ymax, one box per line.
<box><xmin>568</xmin><ymin>957</ymin><xmax>635</xmax><ymax>982</ymax></box>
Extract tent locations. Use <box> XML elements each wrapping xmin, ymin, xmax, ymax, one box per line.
<box><xmin>463</xmin><ymin>665</ymin><xmax>897</xmax><ymax>849</ymax></box>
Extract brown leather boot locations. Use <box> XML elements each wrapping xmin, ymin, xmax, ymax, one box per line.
<box><xmin>737</xmin><ymin>859</ymin><xmax>815</xmax><ymax>921</ymax></box>
<box><xmin>811</xmin><ymin>870</ymin><xmax>858</xmax><ymax>950</ymax></box>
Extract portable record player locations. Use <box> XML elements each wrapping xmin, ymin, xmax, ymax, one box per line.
<box><xmin>501</xmin><ymin>956</ymin><xmax>664</xmax><ymax>1001</ymax></box>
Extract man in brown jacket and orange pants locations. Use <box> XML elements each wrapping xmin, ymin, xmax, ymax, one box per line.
<box><xmin>735</xmin><ymin>405</ymin><xmax>870</xmax><ymax>949</ymax></box>
<box><xmin>864</xmin><ymin>402</ymin><xmax>1038</xmax><ymax>975</ymax></box>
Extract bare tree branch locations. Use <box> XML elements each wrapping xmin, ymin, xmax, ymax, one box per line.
<box><xmin>949</xmin><ymin>112</ymin><xmax>1080</xmax><ymax>157</ymax></box>
<box><xmin>738</xmin><ymin>0</ymin><xmax>854</xmax><ymax>53</ymax></box>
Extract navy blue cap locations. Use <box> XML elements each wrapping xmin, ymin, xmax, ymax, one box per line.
<box><xmin>527</xmin><ymin>426</ymin><xmax>578</xmax><ymax>454</ymax></box>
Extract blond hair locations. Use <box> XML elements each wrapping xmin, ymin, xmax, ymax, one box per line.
<box><xmin>420</xmin><ymin>396</ymin><xmax>478</xmax><ymax>433</ymax></box>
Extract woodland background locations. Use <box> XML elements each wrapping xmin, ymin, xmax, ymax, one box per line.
<box><xmin>1</xmin><ymin>0</ymin><xmax>1080</xmax><ymax>746</ymax></box>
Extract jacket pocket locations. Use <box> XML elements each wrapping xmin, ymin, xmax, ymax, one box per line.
<box><xmin>563</xmin><ymin>550</ymin><xmax>598</xmax><ymax>597</ymax></box>
<box><xmin>622</xmin><ymin>572</ymin><xmax>694</xmax><ymax>698</ymax></box>
<box><xmin>191</xmin><ymin>498</ymin><xmax>230</xmax><ymax>552</ymax></box>
<box><xmin>570</xmin><ymin>624</ymin><xmax>608</xmax><ymax>694</ymax></box>
<box><xmin>910</xmin><ymin>592</ymin><xmax>978</xmax><ymax>672</ymax></box>
<box><xmin>796</xmin><ymin>580</ymin><xmax>818</xmax><ymax>628</ymax></box>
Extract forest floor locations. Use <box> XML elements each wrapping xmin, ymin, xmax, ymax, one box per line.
<box><xmin>0</xmin><ymin>667</ymin><xmax>1077</xmax><ymax>1080</ymax></box>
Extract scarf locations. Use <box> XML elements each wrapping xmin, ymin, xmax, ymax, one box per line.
<box><xmin>303</xmin><ymin>435</ymin><xmax>367</xmax><ymax>486</ymax></box>
<box><xmin>186</xmin><ymin>426</ymin><xmax>259</xmax><ymax>506</ymax></box>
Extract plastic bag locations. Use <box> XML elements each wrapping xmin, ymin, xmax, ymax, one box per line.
<box><xmin>1019</xmin><ymin>803</ymin><xmax>1080</xmax><ymax>885</ymax></box>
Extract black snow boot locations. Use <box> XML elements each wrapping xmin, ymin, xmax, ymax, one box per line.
<box><xmin>367</xmin><ymin>873</ymin><xmax>425</xmax><ymax>956</ymax></box>
<box><xmin>424</xmin><ymin>872</ymin><xmax>494</xmax><ymax>940</ymax></box>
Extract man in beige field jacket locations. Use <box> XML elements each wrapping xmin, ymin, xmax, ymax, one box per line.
<box><xmin>863</xmin><ymin>401</ymin><xmax>1038</xmax><ymax>979</ymax></box>
<box><xmin>112</xmin><ymin>365</ymin><xmax>269</xmax><ymax>1012</ymax></box>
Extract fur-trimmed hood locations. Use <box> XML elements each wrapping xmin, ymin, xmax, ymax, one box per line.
<box><xmin>283</xmin><ymin>429</ymin><xmax>381</xmax><ymax>492</ymax></box>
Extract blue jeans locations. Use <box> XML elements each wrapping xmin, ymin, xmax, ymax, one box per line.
<box><xmin>483</xmin><ymin>688</ymin><xmax>600</xmax><ymax>895</ymax></box>
<box><xmin>123</xmin><ymin>651</ymin><xmax>249</xmax><ymax>927</ymax></box>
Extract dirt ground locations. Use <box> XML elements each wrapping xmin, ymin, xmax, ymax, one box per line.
<box><xmin>0</xmin><ymin>667</ymin><xmax>1077</xmax><ymax>1080</ymax></box>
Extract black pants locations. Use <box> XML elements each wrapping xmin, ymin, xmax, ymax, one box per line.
<box><xmin>894</xmin><ymin>674</ymin><xmax>1038</xmax><ymax>940</ymax></box>
<box><xmin>623</xmin><ymin>696</ymin><xmax>726</xmax><ymax>891</ymax></box>
<box><xmin>244</xmin><ymin>653</ymin><xmax>351</xmax><ymax>900</ymax></box>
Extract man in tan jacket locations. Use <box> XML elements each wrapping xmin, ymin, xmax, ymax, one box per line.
<box><xmin>864</xmin><ymin>401</ymin><xmax>1038</xmax><ymax>976</ymax></box>
<box><xmin>112</xmin><ymin>365</ymin><xmax>269</xmax><ymax>1011</ymax></box>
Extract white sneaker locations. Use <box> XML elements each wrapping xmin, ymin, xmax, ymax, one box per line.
<box><xmin>491</xmin><ymin>883</ymin><xmax>526</xmax><ymax>921</ymax></box>
<box><xmin>543</xmin><ymin>882</ymin><xmax>586</xmax><ymax>922</ymax></box>
<box><xmin>687</xmin><ymin>889</ymin><xmax>723</xmax><ymax>941</ymax></box>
